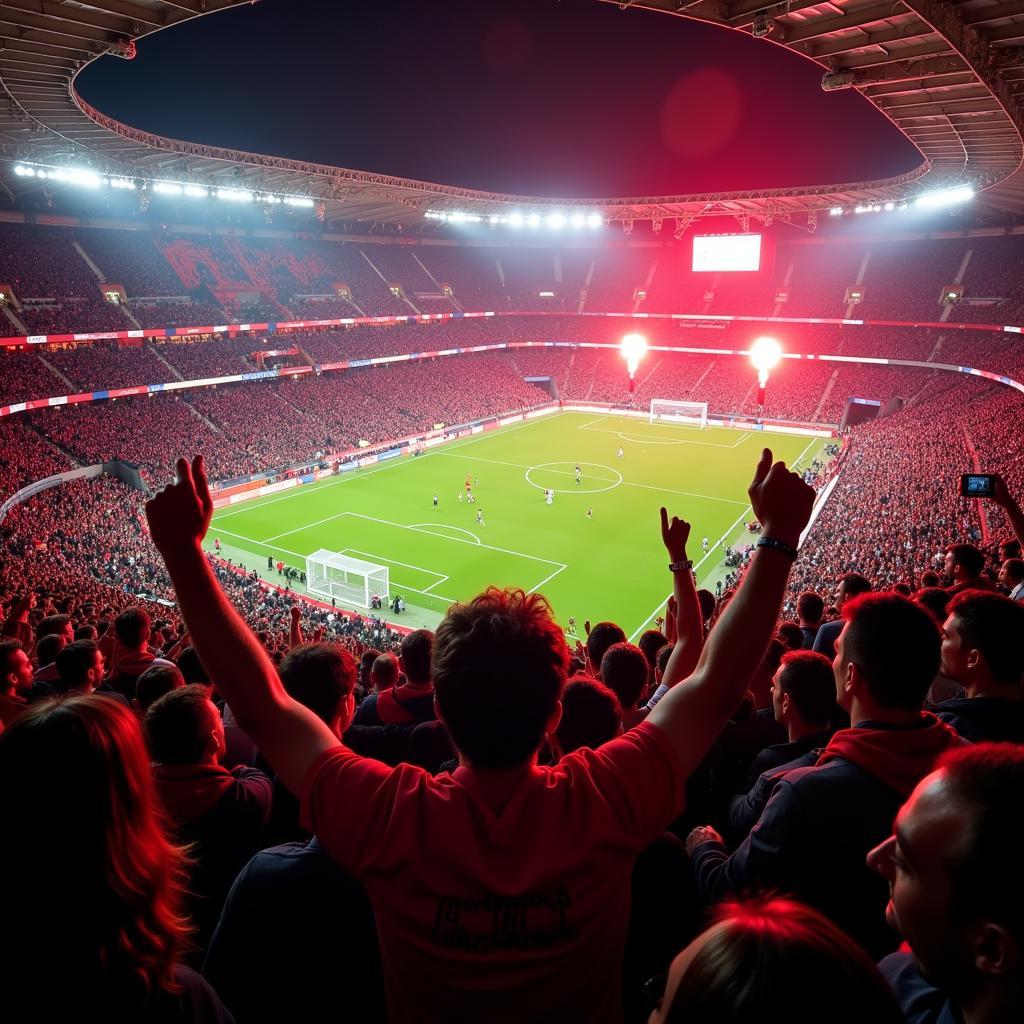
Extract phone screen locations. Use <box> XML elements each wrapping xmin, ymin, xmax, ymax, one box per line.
<box><xmin>962</xmin><ymin>474</ymin><xmax>995</xmax><ymax>498</ymax></box>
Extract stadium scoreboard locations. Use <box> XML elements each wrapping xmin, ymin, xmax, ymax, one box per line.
<box><xmin>692</xmin><ymin>233</ymin><xmax>763</xmax><ymax>272</ymax></box>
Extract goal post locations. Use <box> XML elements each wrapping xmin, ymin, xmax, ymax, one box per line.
<box><xmin>650</xmin><ymin>399</ymin><xmax>709</xmax><ymax>429</ymax></box>
<box><xmin>305</xmin><ymin>548</ymin><xmax>390</xmax><ymax>609</ymax></box>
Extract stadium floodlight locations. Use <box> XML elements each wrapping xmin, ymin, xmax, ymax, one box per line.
<box><xmin>570</xmin><ymin>211</ymin><xmax>586</xmax><ymax>228</ymax></box>
<box><xmin>546</xmin><ymin>211</ymin><xmax>566</xmax><ymax>229</ymax></box>
<box><xmin>587</xmin><ymin>212</ymin><xmax>603</xmax><ymax>228</ymax></box>
<box><xmin>915</xmin><ymin>185</ymin><xmax>974</xmax><ymax>209</ymax></box>
<box><xmin>508</xmin><ymin>211</ymin><xmax>524</xmax><ymax>227</ymax></box>
<box><xmin>216</xmin><ymin>188</ymin><xmax>254</xmax><ymax>202</ymax></box>
<box><xmin>527</xmin><ymin>212</ymin><xmax>541</xmax><ymax>228</ymax></box>
<box><xmin>621</xmin><ymin>332</ymin><xmax>648</xmax><ymax>392</ymax></box>
<box><xmin>749</xmin><ymin>335</ymin><xmax>782</xmax><ymax>407</ymax></box>
<box><xmin>829</xmin><ymin>206</ymin><xmax>843</xmax><ymax>216</ymax></box>
<box><xmin>153</xmin><ymin>182</ymin><xmax>182</xmax><ymax>195</ymax></box>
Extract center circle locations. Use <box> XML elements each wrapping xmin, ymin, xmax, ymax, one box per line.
<box><xmin>524</xmin><ymin>462</ymin><xmax>623</xmax><ymax>495</ymax></box>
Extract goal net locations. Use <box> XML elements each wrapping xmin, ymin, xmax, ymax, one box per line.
<box><xmin>305</xmin><ymin>549</ymin><xmax>390</xmax><ymax>609</ymax></box>
<box><xmin>649</xmin><ymin>399</ymin><xmax>709</xmax><ymax>429</ymax></box>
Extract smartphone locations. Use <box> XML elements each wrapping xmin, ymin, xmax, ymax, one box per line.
<box><xmin>961</xmin><ymin>474</ymin><xmax>996</xmax><ymax>498</ymax></box>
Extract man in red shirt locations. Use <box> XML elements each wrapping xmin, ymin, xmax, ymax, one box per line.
<box><xmin>146</xmin><ymin>450</ymin><xmax>814</xmax><ymax>1024</ymax></box>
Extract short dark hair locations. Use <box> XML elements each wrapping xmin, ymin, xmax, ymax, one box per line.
<box><xmin>1003</xmin><ymin>558</ymin><xmax>1024</xmax><ymax>584</ymax></box>
<box><xmin>948</xmin><ymin>590</ymin><xmax>1024</xmax><ymax>686</ymax></box>
<box><xmin>893</xmin><ymin>583</ymin><xmax>912</xmax><ymax>597</ymax></box>
<box><xmin>433</xmin><ymin>588</ymin><xmax>569</xmax><ymax>771</ymax></box>
<box><xmin>656</xmin><ymin>643</ymin><xmax>674</xmax><ymax>677</ymax></box>
<box><xmin>696</xmin><ymin>589</ymin><xmax>716</xmax><ymax>624</ymax></box>
<box><xmin>176</xmin><ymin>645</ymin><xmax>209</xmax><ymax>685</ymax></box>
<box><xmin>841</xmin><ymin>593</ymin><xmax>939</xmax><ymax>709</ymax></box>
<box><xmin>36</xmin><ymin>614</ymin><xmax>70</xmax><ymax>641</ymax></box>
<box><xmin>776</xmin><ymin>621</ymin><xmax>804</xmax><ymax>651</ymax></box>
<box><xmin>556</xmin><ymin>677</ymin><xmax>621</xmax><ymax>755</ymax></box>
<box><xmin>840</xmin><ymin>573</ymin><xmax>873</xmax><ymax>599</ymax></box>
<box><xmin>135</xmin><ymin>663</ymin><xmax>185</xmax><ymax>714</ymax></box>
<box><xmin>145</xmin><ymin>685</ymin><xmax>218</xmax><ymax>764</ymax></box>
<box><xmin>74</xmin><ymin>624</ymin><xmax>97</xmax><ymax>641</ymax></box>
<box><xmin>55</xmin><ymin>640</ymin><xmax>100</xmax><ymax>693</ymax></box>
<box><xmin>114</xmin><ymin>608</ymin><xmax>150</xmax><ymax>648</ymax></box>
<box><xmin>371</xmin><ymin>652</ymin><xmax>400</xmax><ymax>689</ymax></box>
<box><xmin>777</xmin><ymin>651</ymin><xmax>836</xmax><ymax>725</ymax></box>
<box><xmin>586</xmin><ymin>621</ymin><xmax>626</xmax><ymax>675</ymax></box>
<box><xmin>599</xmin><ymin>642</ymin><xmax>648</xmax><ymax>711</ymax></box>
<box><xmin>914</xmin><ymin>586</ymin><xmax>950</xmax><ymax>625</ymax></box>
<box><xmin>947</xmin><ymin>544</ymin><xmax>985</xmax><ymax>579</ymax></box>
<box><xmin>0</xmin><ymin>639</ymin><xmax>25</xmax><ymax>679</ymax></box>
<box><xmin>400</xmin><ymin>629</ymin><xmax>433</xmax><ymax>686</ymax></box>
<box><xmin>278</xmin><ymin>643</ymin><xmax>356</xmax><ymax>724</ymax></box>
<box><xmin>919</xmin><ymin>571</ymin><xmax>941</xmax><ymax>589</ymax></box>
<box><xmin>939</xmin><ymin>744</ymin><xmax>1024</xmax><ymax>939</ymax></box>
<box><xmin>35</xmin><ymin>633</ymin><xmax>65</xmax><ymax>668</ymax></box>
<box><xmin>638</xmin><ymin>629</ymin><xmax>668</xmax><ymax>670</ymax></box>
<box><xmin>797</xmin><ymin>592</ymin><xmax>825</xmax><ymax>624</ymax></box>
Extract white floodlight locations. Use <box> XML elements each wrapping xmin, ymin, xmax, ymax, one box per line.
<box><xmin>570</xmin><ymin>212</ymin><xmax>586</xmax><ymax>228</ymax></box>
<box><xmin>546</xmin><ymin>211</ymin><xmax>566</xmax><ymax>229</ymax></box>
<box><xmin>883</xmin><ymin>201</ymin><xmax>895</xmax><ymax>211</ymax></box>
<box><xmin>829</xmin><ymin>206</ymin><xmax>843</xmax><ymax>216</ymax></box>
<box><xmin>527</xmin><ymin>212</ymin><xmax>541</xmax><ymax>228</ymax></box>
<box><xmin>587</xmin><ymin>212</ymin><xmax>603</xmax><ymax>228</ymax></box>
<box><xmin>915</xmin><ymin>185</ymin><xmax>974</xmax><ymax>209</ymax></box>
<box><xmin>509</xmin><ymin>211</ymin><xmax>524</xmax><ymax>227</ymax></box>
<box><xmin>217</xmin><ymin>188</ymin><xmax>253</xmax><ymax>202</ymax></box>
<box><xmin>154</xmin><ymin>182</ymin><xmax>182</xmax><ymax>195</ymax></box>
<box><xmin>183</xmin><ymin>185</ymin><xmax>208</xmax><ymax>197</ymax></box>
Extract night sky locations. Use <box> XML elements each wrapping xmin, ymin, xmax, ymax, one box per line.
<box><xmin>76</xmin><ymin>0</ymin><xmax>922</xmax><ymax>198</ymax></box>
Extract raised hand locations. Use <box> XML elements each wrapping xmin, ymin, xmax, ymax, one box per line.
<box><xmin>747</xmin><ymin>448</ymin><xmax>815</xmax><ymax>548</ymax></box>
<box><xmin>145</xmin><ymin>455</ymin><xmax>214</xmax><ymax>555</ymax></box>
<box><xmin>660</xmin><ymin>507</ymin><xmax>691</xmax><ymax>562</ymax></box>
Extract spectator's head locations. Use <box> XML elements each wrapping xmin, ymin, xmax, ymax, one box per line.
<box><xmin>599</xmin><ymin>642</ymin><xmax>648</xmax><ymax>712</ymax></box>
<box><xmin>0</xmin><ymin>696</ymin><xmax>190</xmax><ymax>999</ymax></box>
<box><xmin>869</xmin><ymin>744</ymin><xmax>1024</xmax><ymax>1014</ymax></box>
<box><xmin>134</xmin><ymin>663</ymin><xmax>185</xmax><ymax>716</ymax></box>
<box><xmin>55</xmin><ymin>640</ymin><xmax>105</xmax><ymax>695</ymax></box>
<box><xmin>555</xmin><ymin>676</ymin><xmax>622</xmax><ymax>755</ymax></box>
<box><xmin>914</xmin><ymin>586</ymin><xmax>950</xmax><ymax>626</ymax></box>
<box><xmin>638</xmin><ymin>629</ymin><xmax>668</xmax><ymax>677</ymax></box>
<box><xmin>772</xmin><ymin>651</ymin><xmax>837</xmax><ymax>731</ymax></box>
<box><xmin>998</xmin><ymin>537</ymin><xmax>1022</xmax><ymax>562</ymax></box>
<box><xmin>114</xmin><ymin>608</ymin><xmax>151</xmax><ymax>651</ymax></box>
<box><xmin>998</xmin><ymin>558</ymin><xmax>1024</xmax><ymax>591</ymax></box>
<box><xmin>0</xmin><ymin>640</ymin><xmax>33</xmax><ymax>696</ymax></box>
<box><xmin>835</xmin><ymin>594</ymin><xmax>940</xmax><ymax>716</ymax></box>
<box><xmin>650</xmin><ymin>896</ymin><xmax>904</xmax><ymax>1024</ymax></box>
<box><xmin>835</xmin><ymin>573</ymin><xmax>872</xmax><ymax>612</ymax></box>
<box><xmin>36</xmin><ymin>613</ymin><xmax>73</xmax><ymax>645</ymax></box>
<box><xmin>894</xmin><ymin>582</ymin><xmax>912</xmax><ymax>598</ymax></box>
<box><xmin>797</xmin><ymin>591</ymin><xmax>825</xmax><ymax>627</ymax></box>
<box><xmin>175</xmin><ymin>645</ymin><xmax>209</xmax><ymax>686</ymax></box>
<box><xmin>776</xmin><ymin>621</ymin><xmax>804</xmax><ymax>651</ymax></box>
<box><xmin>945</xmin><ymin>544</ymin><xmax>986</xmax><ymax>584</ymax></box>
<box><xmin>433</xmin><ymin>587</ymin><xmax>568</xmax><ymax>771</ymax></box>
<box><xmin>35</xmin><ymin>632</ymin><xmax>66</xmax><ymax>669</ymax></box>
<box><xmin>655</xmin><ymin>643</ymin><xmax>673</xmax><ymax>683</ymax></box>
<box><xmin>696</xmin><ymin>589</ymin><xmax>716</xmax><ymax>625</ymax></box>
<box><xmin>370</xmin><ymin>652</ymin><xmax>400</xmax><ymax>692</ymax></box>
<box><xmin>399</xmin><ymin>629</ymin><xmax>433</xmax><ymax>687</ymax></box>
<box><xmin>941</xmin><ymin>591</ymin><xmax>1024</xmax><ymax>692</ymax></box>
<box><xmin>358</xmin><ymin>649</ymin><xmax>380</xmax><ymax>690</ymax></box>
<box><xmin>74</xmin><ymin>624</ymin><xmax>98</xmax><ymax>642</ymax></box>
<box><xmin>920</xmin><ymin>571</ymin><xmax>941</xmax><ymax>590</ymax></box>
<box><xmin>587</xmin><ymin>621</ymin><xmax>626</xmax><ymax>677</ymax></box>
<box><xmin>749</xmin><ymin>638</ymin><xmax>787</xmax><ymax>708</ymax></box>
<box><xmin>145</xmin><ymin>685</ymin><xmax>225</xmax><ymax>766</ymax></box>
<box><xmin>278</xmin><ymin>643</ymin><xmax>356</xmax><ymax>735</ymax></box>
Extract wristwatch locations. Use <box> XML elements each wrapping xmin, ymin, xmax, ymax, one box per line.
<box><xmin>668</xmin><ymin>559</ymin><xmax>693</xmax><ymax>572</ymax></box>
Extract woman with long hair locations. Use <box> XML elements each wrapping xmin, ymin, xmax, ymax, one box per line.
<box><xmin>0</xmin><ymin>695</ymin><xmax>232</xmax><ymax>1021</ymax></box>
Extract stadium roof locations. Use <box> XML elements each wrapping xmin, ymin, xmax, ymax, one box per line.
<box><xmin>0</xmin><ymin>0</ymin><xmax>1022</xmax><ymax>229</ymax></box>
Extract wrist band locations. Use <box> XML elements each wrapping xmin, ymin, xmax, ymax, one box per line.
<box><xmin>668</xmin><ymin>559</ymin><xmax>693</xmax><ymax>572</ymax></box>
<box><xmin>756</xmin><ymin>536</ymin><xmax>799</xmax><ymax>560</ymax></box>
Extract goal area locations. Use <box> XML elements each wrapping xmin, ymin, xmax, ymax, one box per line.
<box><xmin>305</xmin><ymin>548</ymin><xmax>390</xmax><ymax>609</ymax></box>
<box><xmin>649</xmin><ymin>399</ymin><xmax>709</xmax><ymax>429</ymax></box>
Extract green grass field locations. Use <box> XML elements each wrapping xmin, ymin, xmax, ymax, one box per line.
<box><xmin>208</xmin><ymin>412</ymin><xmax>824</xmax><ymax>640</ymax></box>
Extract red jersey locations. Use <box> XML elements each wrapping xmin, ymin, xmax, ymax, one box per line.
<box><xmin>301</xmin><ymin>721</ymin><xmax>684</xmax><ymax>1024</ymax></box>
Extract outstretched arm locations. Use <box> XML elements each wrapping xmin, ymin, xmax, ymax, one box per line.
<box><xmin>146</xmin><ymin>457</ymin><xmax>339</xmax><ymax>796</ymax></box>
<box><xmin>989</xmin><ymin>474</ymin><xmax>1024</xmax><ymax>551</ymax></box>
<box><xmin>648</xmin><ymin>449</ymin><xmax>814</xmax><ymax>780</ymax></box>
<box><xmin>658</xmin><ymin>509</ymin><xmax>703</xmax><ymax>691</ymax></box>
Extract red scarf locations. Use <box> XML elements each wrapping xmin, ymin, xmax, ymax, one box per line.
<box><xmin>816</xmin><ymin>713</ymin><xmax>964</xmax><ymax>795</ymax></box>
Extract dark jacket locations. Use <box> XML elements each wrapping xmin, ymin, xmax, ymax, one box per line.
<box><xmin>933</xmin><ymin>695</ymin><xmax>1024</xmax><ymax>744</ymax></box>
<box><xmin>878</xmin><ymin>951</ymin><xmax>958</xmax><ymax>1024</ymax></box>
<box><xmin>692</xmin><ymin>716</ymin><xmax>963</xmax><ymax>959</ymax></box>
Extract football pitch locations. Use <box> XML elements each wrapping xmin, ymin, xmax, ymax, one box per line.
<box><xmin>208</xmin><ymin>412</ymin><xmax>826</xmax><ymax>639</ymax></box>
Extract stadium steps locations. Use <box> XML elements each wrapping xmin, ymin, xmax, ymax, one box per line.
<box><xmin>120</xmin><ymin>305</ymin><xmax>144</xmax><ymax>331</ymax></box>
<box><xmin>412</xmin><ymin>253</ymin><xmax>462</xmax><ymax>312</ymax></box>
<box><xmin>1</xmin><ymin>303</ymin><xmax>28</xmax><ymax>335</ymax></box>
<box><xmin>811</xmin><ymin>371</ymin><xmax>839</xmax><ymax>422</ymax></box>
<box><xmin>27</xmin><ymin>420</ymin><xmax>83</xmax><ymax>467</ymax></box>
<box><xmin>182</xmin><ymin>398</ymin><xmax>224</xmax><ymax>435</ymax></box>
<box><xmin>689</xmin><ymin>360</ymin><xmax>716</xmax><ymax>395</ymax></box>
<box><xmin>359</xmin><ymin>250</ymin><xmax>421</xmax><ymax>315</ymax></box>
<box><xmin>72</xmin><ymin>240</ymin><xmax>105</xmax><ymax>281</ymax></box>
<box><xmin>146</xmin><ymin>343</ymin><xmax>184</xmax><ymax>382</ymax></box>
<box><xmin>926</xmin><ymin>334</ymin><xmax>946</xmax><ymax>362</ymax></box>
<box><xmin>37</xmin><ymin>354</ymin><xmax>75</xmax><ymax>391</ymax></box>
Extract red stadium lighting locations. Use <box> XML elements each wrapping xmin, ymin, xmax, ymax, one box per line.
<box><xmin>621</xmin><ymin>333</ymin><xmax>648</xmax><ymax>392</ymax></box>
<box><xmin>749</xmin><ymin>336</ymin><xmax>782</xmax><ymax>407</ymax></box>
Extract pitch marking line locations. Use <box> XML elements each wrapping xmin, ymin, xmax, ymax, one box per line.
<box><xmin>528</xmin><ymin>564</ymin><xmax>567</xmax><ymax>595</ymax></box>
<box><xmin>339</xmin><ymin>548</ymin><xmax>447</xmax><ymax>585</ymax></box>
<box><xmin>408</xmin><ymin>523</ymin><xmax>482</xmax><ymax>545</ymax></box>
<box><xmin>579</xmin><ymin>422</ymin><xmax>752</xmax><ymax>448</ymax></box>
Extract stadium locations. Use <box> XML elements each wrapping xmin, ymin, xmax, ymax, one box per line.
<box><xmin>1</xmin><ymin>0</ymin><xmax>1024</xmax><ymax>1021</ymax></box>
